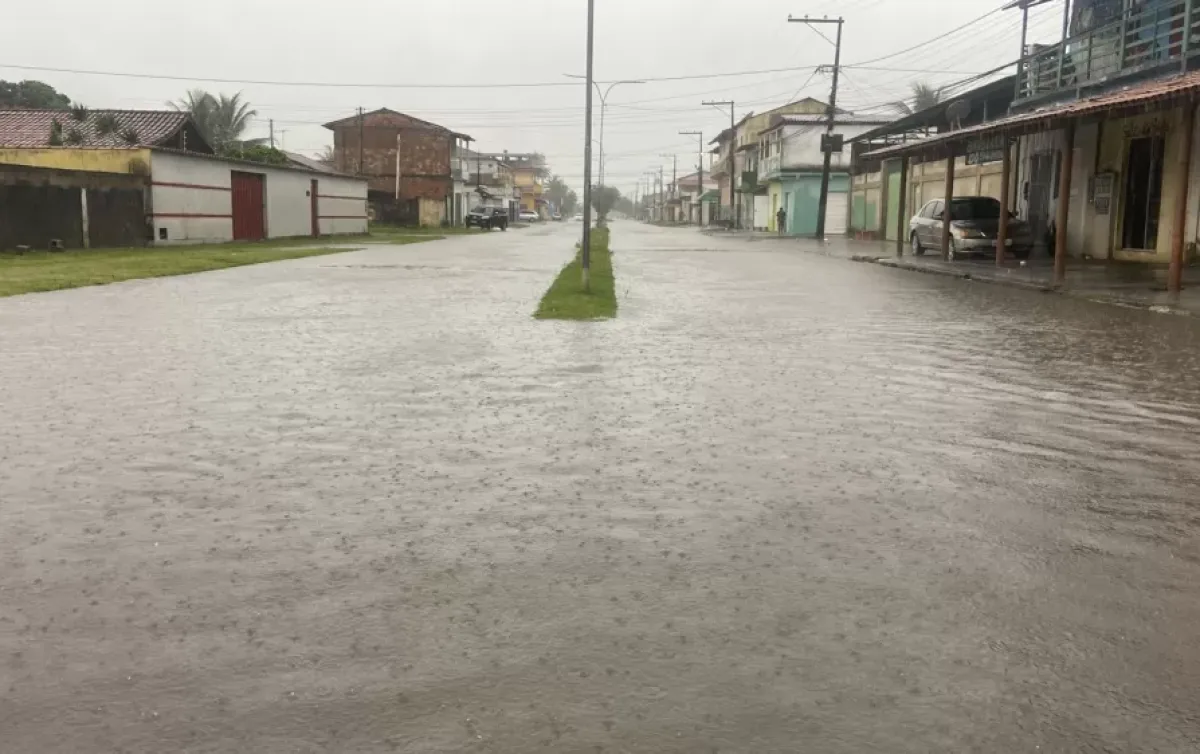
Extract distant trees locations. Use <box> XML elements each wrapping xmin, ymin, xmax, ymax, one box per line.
<box><xmin>891</xmin><ymin>83</ymin><xmax>944</xmax><ymax>116</ymax></box>
<box><xmin>545</xmin><ymin>175</ymin><xmax>579</xmax><ymax>217</ymax></box>
<box><xmin>170</xmin><ymin>89</ymin><xmax>257</xmax><ymax>152</ymax></box>
<box><xmin>591</xmin><ymin>185</ymin><xmax>622</xmax><ymax>224</ymax></box>
<box><xmin>0</xmin><ymin>80</ymin><xmax>72</xmax><ymax>109</ymax></box>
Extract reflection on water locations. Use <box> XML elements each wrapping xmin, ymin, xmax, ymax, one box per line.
<box><xmin>2</xmin><ymin>223</ymin><xmax>1199</xmax><ymax>752</ymax></box>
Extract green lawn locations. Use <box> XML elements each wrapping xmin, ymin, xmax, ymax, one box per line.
<box><xmin>0</xmin><ymin>237</ymin><xmax>430</xmax><ymax>298</ymax></box>
<box><xmin>534</xmin><ymin>227</ymin><xmax>616</xmax><ymax>320</ymax></box>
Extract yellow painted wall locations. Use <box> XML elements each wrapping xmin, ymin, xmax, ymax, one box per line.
<box><xmin>0</xmin><ymin>148</ymin><xmax>151</xmax><ymax>174</ymax></box>
<box><xmin>1098</xmin><ymin>110</ymin><xmax>1185</xmax><ymax>262</ymax></box>
<box><xmin>766</xmin><ymin>181</ymin><xmax>782</xmax><ymax>231</ymax></box>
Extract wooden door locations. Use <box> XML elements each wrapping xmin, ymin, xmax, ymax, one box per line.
<box><xmin>310</xmin><ymin>179</ymin><xmax>320</xmax><ymax>237</ymax></box>
<box><xmin>231</xmin><ymin>171</ymin><xmax>266</xmax><ymax>241</ymax></box>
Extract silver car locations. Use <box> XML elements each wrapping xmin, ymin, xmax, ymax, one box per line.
<box><xmin>909</xmin><ymin>196</ymin><xmax>1033</xmax><ymax>261</ymax></box>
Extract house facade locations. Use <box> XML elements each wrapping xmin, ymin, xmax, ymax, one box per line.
<box><xmin>452</xmin><ymin>148</ymin><xmax>518</xmax><ymax>224</ymax></box>
<box><xmin>481</xmin><ymin>152</ymin><xmax>546</xmax><ymax>215</ymax></box>
<box><xmin>758</xmin><ymin>114</ymin><xmax>890</xmax><ymax>236</ymax></box>
<box><xmin>863</xmin><ymin>0</ymin><xmax>1200</xmax><ymax>294</ymax></box>
<box><xmin>324</xmin><ymin>108</ymin><xmax>469</xmax><ymax>227</ymax></box>
<box><xmin>674</xmin><ymin>171</ymin><xmax>718</xmax><ymax>225</ymax></box>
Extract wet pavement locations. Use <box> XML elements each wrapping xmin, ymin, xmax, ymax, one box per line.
<box><xmin>3</xmin><ymin>221</ymin><xmax>1200</xmax><ymax>752</ymax></box>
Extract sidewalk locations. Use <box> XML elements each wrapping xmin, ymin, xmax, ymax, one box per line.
<box><xmin>703</xmin><ymin>228</ymin><xmax>1200</xmax><ymax>315</ymax></box>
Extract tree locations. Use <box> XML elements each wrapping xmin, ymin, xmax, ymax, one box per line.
<box><xmin>0</xmin><ymin>80</ymin><xmax>72</xmax><ymax>109</ymax></box>
<box><xmin>891</xmin><ymin>82</ymin><xmax>943</xmax><ymax>116</ymax></box>
<box><xmin>561</xmin><ymin>190</ymin><xmax>579</xmax><ymax>218</ymax></box>
<box><xmin>317</xmin><ymin>145</ymin><xmax>335</xmax><ymax>166</ymax></box>
<box><xmin>591</xmin><ymin>185</ymin><xmax>622</xmax><ymax>225</ymax></box>
<box><xmin>170</xmin><ymin>89</ymin><xmax>257</xmax><ymax>152</ymax></box>
<box><xmin>544</xmin><ymin>175</ymin><xmax>577</xmax><ymax>216</ymax></box>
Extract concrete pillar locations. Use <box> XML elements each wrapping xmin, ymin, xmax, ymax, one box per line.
<box><xmin>1054</xmin><ymin>121</ymin><xmax>1076</xmax><ymax>288</ymax></box>
<box><xmin>941</xmin><ymin>151</ymin><xmax>956</xmax><ymax>260</ymax></box>
<box><xmin>996</xmin><ymin>138</ymin><xmax>1012</xmax><ymax>267</ymax></box>
<box><xmin>896</xmin><ymin>156</ymin><xmax>909</xmax><ymax>257</ymax></box>
<box><xmin>1170</xmin><ymin>101</ymin><xmax>1196</xmax><ymax>297</ymax></box>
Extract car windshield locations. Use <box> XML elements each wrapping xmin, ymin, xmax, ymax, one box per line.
<box><xmin>950</xmin><ymin>198</ymin><xmax>1001</xmax><ymax>221</ymax></box>
<box><xmin>471</xmin><ymin>206</ymin><xmax>487</xmax><ymax>213</ymax></box>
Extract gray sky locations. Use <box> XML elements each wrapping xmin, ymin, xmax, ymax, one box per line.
<box><xmin>8</xmin><ymin>0</ymin><xmax>1067</xmax><ymax>196</ymax></box>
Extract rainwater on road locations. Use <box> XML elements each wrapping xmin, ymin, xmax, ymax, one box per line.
<box><xmin>2</xmin><ymin>222</ymin><xmax>1200</xmax><ymax>752</ymax></box>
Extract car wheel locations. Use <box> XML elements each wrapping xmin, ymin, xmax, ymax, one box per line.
<box><xmin>911</xmin><ymin>233</ymin><xmax>924</xmax><ymax>256</ymax></box>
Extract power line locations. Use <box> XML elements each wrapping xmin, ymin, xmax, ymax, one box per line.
<box><xmin>846</xmin><ymin>2</ymin><xmax>1008</xmax><ymax>68</ymax></box>
<box><xmin>0</xmin><ymin>61</ymin><xmax>849</xmax><ymax>90</ymax></box>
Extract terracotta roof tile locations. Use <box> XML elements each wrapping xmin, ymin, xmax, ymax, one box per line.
<box><xmin>0</xmin><ymin>109</ymin><xmax>194</xmax><ymax>148</ymax></box>
<box><xmin>865</xmin><ymin>71</ymin><xmax>1200</xmax><ymax>160</ymax></box>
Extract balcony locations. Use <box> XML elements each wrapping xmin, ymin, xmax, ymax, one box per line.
<box><xmin>709</xmin><ymin>155</ymin><xmax>732</xmax><ymax>178</ymax></box>
<box><xmin>1015</xmin><ymin>2</ymin><xmax>1200</xmax><ymax>107</ymax></box>
<box><xmin>759</xmin><ymin>154</ymin><xmax>781</xmax><ymax>182</ymax></box>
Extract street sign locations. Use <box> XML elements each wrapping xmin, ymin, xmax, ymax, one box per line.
<box><xmin>821</xmin><ymin>134</ymin><xmax>845</xmax><ymax>154</ymax></box>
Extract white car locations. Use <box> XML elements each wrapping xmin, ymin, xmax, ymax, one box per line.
<box><xmin>519</xmin><ymin>211</ymin><xmax>540</xmax><ymax>222</ymax></box>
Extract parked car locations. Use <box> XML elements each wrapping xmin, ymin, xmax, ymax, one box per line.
<box><xmin>466</xmin><ymin>206</ymin><xmax>508</xmax><ymax>231</ymax></box>
<box><xmin>551</xmin><ymin>213</ymin><xmax>562</xmax><ymax>221</ymax></box>
<box><xmin>909</xmin><ymin>196</ymin><xmax>1033</xmax><ymax>260</ymax></box>
<box><xmin>519</xmin><ymin>210</ymin><xmax>540</xmax><ymax>223</ymax></box>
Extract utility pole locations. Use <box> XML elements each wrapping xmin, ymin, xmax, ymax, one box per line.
<box><xmin>660</xmin><ymin>153</ymin><xmax>677</xmax><ymax>222</ymax></box>
<box><xmin>790</xmin><ymin>15</ymin><xmax>844</xmax><ymax>240</ymax></box>
<box><xmin>269</xmin><ymin>119</ymin><xmax>275</xmax><ymax>149</ymax></box>
<box><xmin>680</xmin><ymin>130</ymin><xmax>703</xmax><ymax>225</ymax></box>
<box><xmin>357</xmin><ymin>106</ymin><xmax>365</xmax><ymax>177</ymax></box>
<box><xmin>702</xmin><ymin>100</ymin><xmax>736</xmax><ymax>229</ymax></box>
<box><xmin>580</xmin><ymin>0</ymin><xmax>596</xmax><ymax>290</ymax></box>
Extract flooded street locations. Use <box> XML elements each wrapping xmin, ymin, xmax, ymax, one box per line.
<box><xmin>3</xmin><ymin>222</ymin><xmax>1200</xmax><ymax>752</ymax></box>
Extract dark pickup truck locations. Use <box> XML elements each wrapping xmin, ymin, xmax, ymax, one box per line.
<box><xmin>466</xmin><ymin>206</ymin><xmax>508</xmax><ymax>231</ymax></box>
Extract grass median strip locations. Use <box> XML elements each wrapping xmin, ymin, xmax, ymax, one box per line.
<box><xmin>535</xmin><ymin>227</ymin><xmax>616</xmax><ymax>320</ymax></box>
<box><xmin>0</xmin><ymin>237</ymin><xmax>426</xmax><ymax>298</ymax></box>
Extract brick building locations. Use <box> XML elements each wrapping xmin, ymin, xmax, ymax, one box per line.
<box><xmin>325</xmin><ymin>108</ymin><xmax>470</xmax><ymax>226</ymax></box>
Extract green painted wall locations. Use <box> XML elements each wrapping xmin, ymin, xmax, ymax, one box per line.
<box><xmin>780</xmin><ymin>173</ymin><xmax>849</xmax><ymax>236</ymax></box>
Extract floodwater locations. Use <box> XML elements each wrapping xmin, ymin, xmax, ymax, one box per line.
<box><xmin>2</xmin><ymin>222</ymin><xmax>1200</xmax><ymax>752</ymax></box>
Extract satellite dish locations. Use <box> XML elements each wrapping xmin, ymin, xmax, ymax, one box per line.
<box><xmin>945</xmin><ymin>100</ymin><xmax>972</xmax><ymax>130</ymax></box>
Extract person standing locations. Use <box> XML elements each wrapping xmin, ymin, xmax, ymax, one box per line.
<box><xmin>776</xmin><ymin>206</ymin><xmax>788</xmax><ymax>236</ymax></box>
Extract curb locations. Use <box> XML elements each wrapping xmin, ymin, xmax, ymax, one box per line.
<box><xmin>848</xmin><ymin>255</ymin><xmax>1194</xmax><ymax>316</ymax></box>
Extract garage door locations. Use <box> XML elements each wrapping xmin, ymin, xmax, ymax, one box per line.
<box><xmin>231</xmin><ymin>171</ymin><xmax>265</xmax><ymax>241</ymax></box>
<box><xmin>824</xmin><ymin>192</ymin><xmax>848</xmax><ymax>237</ymax></box>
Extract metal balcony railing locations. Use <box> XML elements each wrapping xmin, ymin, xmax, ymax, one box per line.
<box><xmin>1016</xmin><ymin>2</ymin><xmax>1200</xmax><ymax>104</ymax></box>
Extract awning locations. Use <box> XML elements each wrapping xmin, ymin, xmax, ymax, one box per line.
<box><xmin>864</xmin><ymin>70</ymin><xmax>1200</xmax><ymax>162</ymax></box>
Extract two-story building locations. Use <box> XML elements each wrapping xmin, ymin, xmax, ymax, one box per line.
<box><xmin>758</xmin><ymin>113</ymin><xmax>891</xmax><ymax>236</ymax></box>
<box><xmin>709</xmin><ymin>99</ymin><xmax>858</xmax><ymax>230</ymax></box>
<box><xmin>478</xmin><ymin>152</ymin><xmax>546</xmax><ymax>216</ymax></box>
<box><xmin>452</xmin><ymin>148</ymin><xmax>517</xmax><ymax>224</ymax></box>
<box><xmin>674</xmin><ymin>171</ymin><xmax>718</xmax><ymax>225</ymax></box>
<box><xmin>863</xmin><ymin>0</ymin><xmax>1200</xmax><ymax>294</ymax></box>
<box><xmin>324</xmin><ymin>108</ymin><xmax>470</xmax><ymax>227</ymax></box>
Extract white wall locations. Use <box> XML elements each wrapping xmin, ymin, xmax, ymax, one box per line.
<box><xmin>150</xmin><ymin>151</ymin><xmax>233</xmax><ymax>243</ymax></box>
<box><xmin>150</xmin><ymin>151</ymin><xmax>366</xmax><ymax>245</ymax></box>
<box><xmin>779</xmin><ymin>122</ymin><xmax>880</xmax><ymax>169</ymax></box>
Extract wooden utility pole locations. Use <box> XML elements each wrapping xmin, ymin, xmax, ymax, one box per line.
<box><xmin>357</xmin><ymin>107</ymin><xmax>365</xmax><ymax>176</ymax></box>
<box><xmin>269</xmin><ymin>119</ymin><xmax>275</xmax><ymax>149</ymax></box>
<box><xmin>702</xmin><ymin>100</ymin><xmax>736</xmax><ymax>228</ymax></box>
<box><xmin>896</xmin><ymin>156</ymin><xmax>908</xmax><ymax>257</ymax></box>
<box><xmin>680</xmin><ymin>130</ymin><xmax>704</xmax><ymax>225</ymax></box>
<box><xmin>790</xmin><ymin>15</ymin><xmax>844</xmax><ymax>240</ymax></box>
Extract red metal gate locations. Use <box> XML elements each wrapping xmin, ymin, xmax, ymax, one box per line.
<box><xmin>231</xmin><ymin>171</ymin><xmax>265</xmax><ymax>241</ymax></box>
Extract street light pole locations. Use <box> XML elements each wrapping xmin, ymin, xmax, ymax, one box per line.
<box><xmin>565</xmin><ymin>75</ymin><xmax>645</xmax><ymax>187</ymax></box>
<box><xmin>580</xmin><ymin>0</ymin><xmax>596</xmax><ymax>291</ymax></box>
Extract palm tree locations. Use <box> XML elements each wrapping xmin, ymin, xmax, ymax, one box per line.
<box><xmin>891</xmin><ymin>83</ymin><xmax>944</xmax><ymax>116</ymax></box>
<box><xmin>170</xmin><ymin>90</ymin><xmax>256</xmax><ymax>152</ymax></box>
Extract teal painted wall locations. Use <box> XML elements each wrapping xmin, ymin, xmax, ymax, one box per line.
<box><xmin>780</xmin><ymin>173</ymin><xmax>849</xmax><ymax>236</ymax></box>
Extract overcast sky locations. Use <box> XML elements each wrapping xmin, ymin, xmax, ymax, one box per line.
<box><xmin>8</xmin><ymin>0</ymin><xmax>1067</xmax><ymax>196</ymax></box>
